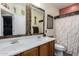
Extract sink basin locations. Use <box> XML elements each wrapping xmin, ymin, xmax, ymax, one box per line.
<box><xmin>0</xmin><ymin>39</ymin><xmax>19</xmax><ymax>50</ymax></box>
<box><xmin>0</xmin><ymin>42</ymin><xmax>13</xmax><ymax>49</ymax></box>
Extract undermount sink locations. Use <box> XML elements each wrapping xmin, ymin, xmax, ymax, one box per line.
<box><xmin>0</xmin><ymin>39</ymin><xmax>19</xmax><ymax>50</ymax></box>
<box><xmin>0</xmin><ymin>42</ymin><xmax>13</xmax><ymax>49</ymax></box>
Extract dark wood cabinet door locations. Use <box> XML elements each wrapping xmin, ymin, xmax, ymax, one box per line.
<box><xmin>39</xmin><ymin>40</ymin><xmax>55</xmax><ymax>56</ymax></box>
<box><xmin>21</xmin><ymin>47</ymin><xmax>38</xmax><ymax>56</ymax></box>
<box><xmin>49</xmin><ymin>40</ymin><xmax>55</xmax><ymax>56</ymax></box>
<box><xmin>39</xmin><ymin>43</ymin><xmax>49</xmax><ymax>56</ymax></box>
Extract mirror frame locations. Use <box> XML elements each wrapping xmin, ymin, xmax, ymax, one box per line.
<box><xmin>26</xmin><ymin>3</ymin><xmax>45</xmax><ymax>35</ymax></box>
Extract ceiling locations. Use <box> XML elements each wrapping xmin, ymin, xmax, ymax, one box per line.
<box><xmin>12</xmin><ymin>3</ymin><xmax>74</xmax><ymax>9</ymax></box>
<box><xmin>52</xmin><ymin>3</ymin><xmax>74</xmax><ymax>9</ymax></box>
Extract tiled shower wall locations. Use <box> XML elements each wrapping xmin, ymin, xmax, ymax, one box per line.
<box><xmin>55</xmin><ymin>15</ymin><xmax>79</xmax><ymax>56</ymax></box>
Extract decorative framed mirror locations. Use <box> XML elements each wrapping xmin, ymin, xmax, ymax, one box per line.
<box><xmin>26</xmin><ymin>4</ymin><xmax>45</xmax><ymax>35</ymax></box>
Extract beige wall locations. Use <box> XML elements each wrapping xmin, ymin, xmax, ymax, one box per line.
<box><xmin>7</xmin><ymin>3</ymin><xmax>26</xmax><ymax>16</ymax></box>
<box><xmin>33</xmin><ymin>3</ymin><xmax>59</xmax><ymax>36</ymax></box>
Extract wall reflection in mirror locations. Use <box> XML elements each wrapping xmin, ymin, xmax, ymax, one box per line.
<box><xmin>31</xmin><ymin>5</ymin><xmax>45</xmax><ymax>35</ymax></box>
<box><xmin>0</xmin><ymin>3</ymin><xmax>26</xmax><ymax>37</ymax></box>
<box><xmin>0</xmin><ymin>3</ymin><xmax>45</xmax><ymax>38</ymax></box>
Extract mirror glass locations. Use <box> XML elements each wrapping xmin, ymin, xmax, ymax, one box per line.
<box><xmin>30</xmin><ymin>5</ymin><xmax>45</xmax><ymax>35</ymax></box>
<box><xmin>0</xmin><ymin>3</ymin><xmax>26</xmax><ymax>37</ymax></box>
<box><xmin>0</xmin><ymin>3</ymin><xmax>45</xmax><ymax>38</ymax></box>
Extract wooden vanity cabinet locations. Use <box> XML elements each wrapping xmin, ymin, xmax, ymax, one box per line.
<box><xmin>39</xmin><ymin>42</ymin><xmax>50</xmax><ymax>56</ymax></box>
<box><xmin>39</xmin><ymin>41</ymin><xmax>55</xmax><ymax>56</ymax></box>
<box><xmin>49</xmin><ymin>41</ymin><xmax>55</xmax><ymax>56</ymax></box>
<box><xmin>15</xmin><ymin>40</ymin><xmax>55</xmax><ymax>56</ymax></box>
<box><xmin>21</xmin><ymin>47</ymin><xmax>38</xmax><ymax>56</ymax></box>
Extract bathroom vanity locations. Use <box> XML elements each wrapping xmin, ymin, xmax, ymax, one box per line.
<box><xmin>16</xmin><ymin>40</ymin><xmax>55</xmax><ymax>56</ymax></box>
<box><xmin>0</xmin><ymin>36</ymin><xmax>55</xmax><ymax>56</ymax></box>
<box><xmin>0</xmin><ymin>4</ymin><xmax>55</xmax><ymax>56</ymax></box>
